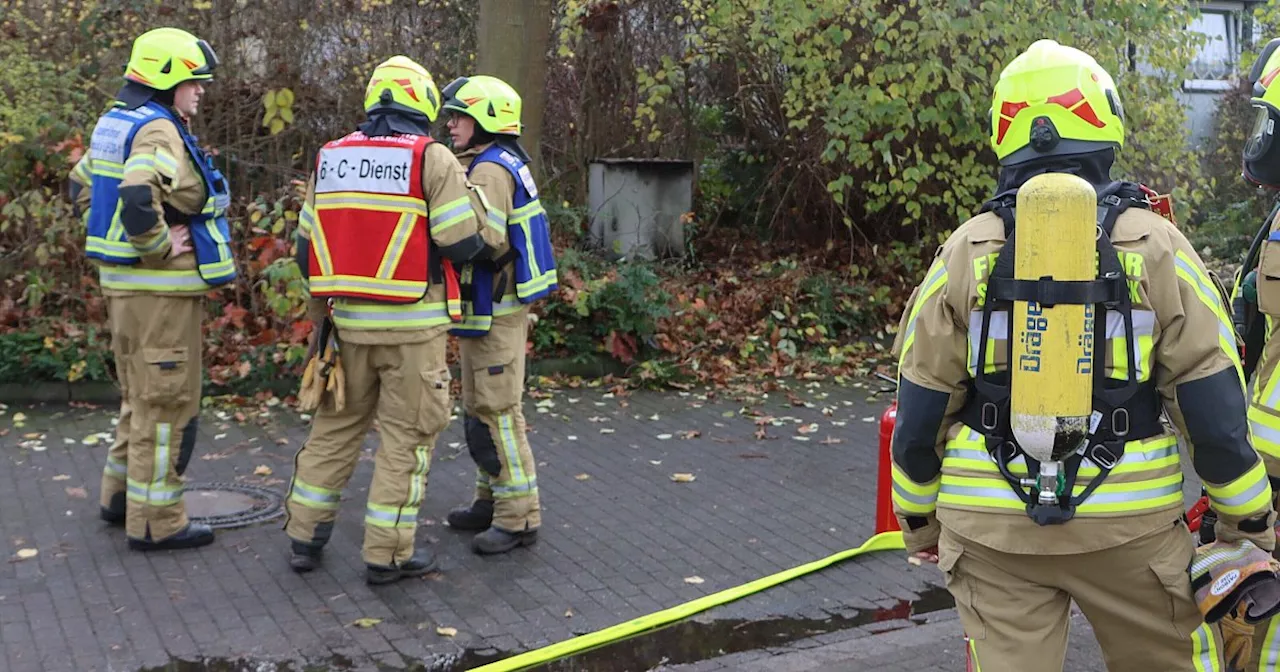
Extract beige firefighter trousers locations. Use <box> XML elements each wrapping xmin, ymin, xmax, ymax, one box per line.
<box><xmin>460</xmin><ymin>307</ymin><xmax>541</xmax><ymax>532</ymax></box>
<box><xmin>940</xmin><ymin>521</ymin><xmax>1224</xmax><ymax>672</ymax></box>
<box><xmin>99</xmin><ymin>294</ymin><xmax>204</xmax><ymax>541</ymax></box>
<box><xmin>284</xmin><ymin>333</ymin><xmax>452</xmax><ymax>566</ymax></box>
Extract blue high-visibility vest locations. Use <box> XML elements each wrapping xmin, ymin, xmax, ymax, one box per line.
<box><xmin>451</xmin><ymin>145</ymin><xmax>558</xmax><ymax>337</ymax></box>
<box><xmin>85</xmin><ymin>100</ymin><xmax>236</xmax><ymax>287</ymax></box>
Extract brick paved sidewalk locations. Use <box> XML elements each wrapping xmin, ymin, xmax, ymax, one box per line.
<box><xmin>656</xmin><ymin>606</ymin><xmax>1110</xmax><ymax>671</ymax></box>
<box><xmin>0</xmin><ymin>378</ymin><xmax>957</xmax><ymax>671</ymax></box>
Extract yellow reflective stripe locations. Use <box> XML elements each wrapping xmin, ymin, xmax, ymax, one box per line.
<box><xmin>123</xmin><ymin>153</ymin><xmax>157</xmax><ymax>176</ymax></box>
<box><xmin>130</xmin><ymin>422</ymin><xmax>183</xmax><ymax>506</ymax></box>
<box><xmin>365</xmin><ymin>502</ymin><xmax>418</xmax><ymax>528</ymax></box>
<box><xmin>1174</xmin><ymin>251</ymin><xmax>1243</xmax><ymax>385</ymax></box>
<box><xmin>86</xmin><ymin>238</ymin><xmax>140</xmax><ymax>256</ymax></box>
<box><xmin>134</xmin><ymin>229</ymin><xmax>169</xmax><ymax>255</ymax></box>
<box><xmin>429</xmin><ymin>196</ymin><xmax>474</xmax><ymax>236</ymax></box>
<box><xmin>1260</xmin><ymin>616</ymin><xmax>1280</xmax><ymax>670</ymax></box>
<box><xmin>91</xmin><ymin>160</ymin><xmax>125</xmax><ymax>179</ymax></box>
<box><xmin>198</xmin><ymin>258</ymin><xmax>237</xmax><ymax>279</ymax></box>
<box><xmin>485</xmin><ymin>207</ymin><xmax>508</xmax><ymax>234</ymax></box>
<box><xmin>375</xmin><ymin>212</ymin><xmax>417</xmax><ymax>279</ymax></box>
<box><xmin>299</xmin><ymin>201</ymin><xmax>317</xmax><ymax>238</ymax></box>
<box><xmin>290</xmin><ymin>479</ymin><xmax>341</xmax><ymax>510</ymax></box>
<box><xmin>309</xmin><ymin>275</ymin><xmax>425</xmax><ymax>299</ymax></box>
<box><xmin>517</xmin><ymin>220</ymin><xmax>544</xmax><ymax>278</ymax></box>
<box><xmin>493</xmin><ymin>295</ymin><xmax>522</xmax><ymax>317</ymax></box>
<box><xmin>315</xmin><ymin>191</ymin><xmax>428</xmax><ymax>217</ymax></box>
<box><xmin>106</xmin><ymin>202</ymin><xmax>127</xmax><ymax>244</ymax></box>
<box><xmin>203</xmin><ymin>218</ymin><xmax>229</xmax><ymax>256</ymax></box>
<box><xmin>73</xmin><ymin>157</ymin><xmax>92</xmax><ymax>183</ymax></box>
<box><xmin>1249</xmin><ymin>405</ymin><xmax>1280</xmax><ymax>461</ymax></box>
<box><xmin>1192</xmin><ymin>622</ymin><xmax>1220</xmax><ymax>672</ymax></box>
<box><xmin>890</xmin><ymin>463</ymin><xmax>939</xmax><ymax>514</ymax></box>
<box><xmin>967</xmin><ymin>636</ymin><xmax>983</xmax><ymax>672</ymax></box>
<box><xmin>331</xmin><ymin>300</ymin><xmax>454</xmax><ymax>329</ymax></box>
<box><xmin>901</xmin><ymin>260</ymin><xmax>948</xmax><ymax>361</ymax></box>
<box><xmin>104</xmin><ymin>455</ymin><xmax>127</xmax><ymax>478</ymax></box>
<box><xmin>939</xmin><ymin>472</ymin><xmax>1184</xmax><ymax>514</ymax></box>
<box><xmin>153</xmin><ymin>148</ymin><xmax>179</xmax><ymax>180</ymax></box>
<box><xmin>509</xmin><ymin>199</ymin><xmax>544</xmax><ymax>224</ymax></box>
<box><xmin>98</xmin><ymin>267</ymin><xmax>212</xmax><ymax>292</ymax></box>
<box><xmin>1204</xmin><ymin>458</ymin><xmax>1272</xmax><ymax>517</ymax></box>
<box><xmin>309</xmin><ymin>208</ymin><xmax>337</xmax><ymax>276</ymax></box>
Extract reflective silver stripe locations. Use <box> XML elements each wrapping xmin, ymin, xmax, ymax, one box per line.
<box><xmin>1252</xmin><ymin>418</ymin><xmax>1280</xmax><ymax>446</ymax></box>
<box><xmin>892</xmin><ymin>482</ymin><xmax>938</xmax><ymax>506</ymax></box>
<box><xmin>485</xmin><ymin>209</ymin><xmax>508</xmax><ymax>231</ymax></box>
<box><xmin>1211</xmin><ymin>476</ymin><xmax>1270</xmax><ymax>510</ymax></box>
<box><xmin>967</xmin><ymin>311</ymin><xmax>1009</xmax><ymax>371</ymax></box>
<box><xmin>365</xmin><ymin>507</ymin><xmax>415</xmax><ymax>525</ymax></box>
<box><xmin>310</xmin><ymin>277</ymin><xmax>422</xmax><ymax>293</ymax></box>
<box><xmin>429</xmin><ymin>202</ymin><xmax>473</xmax><ymax>229</ymax></box>
<box><xmin>148</xmin><ymin>489</ymin><xmax>184</xmax><ymax>503</ymax></box>
<box><xmin>105</xmin><ymin>457</ymin><xmax>127</xmax><ymax>477</ymax></box>
<box><xmin>99</xmin><ymin>269</ymin><xmax>210</xmax><ymax>289</ymax></box>
<box><xmin>1191</xmin><ymin>544</ymin><xmax>1257</xmax><ymax>574</ymax></box>
<box><xmin>332</xmin><ymin>306</ymin><xmax>450</xmax><ymax>322</ymax></box>
<box><xmin>319</xmin><ymin>195</ymin><xmax>428</xmax><ymax>217</ymax></box>
<box><xmin>1192</xmin><ymin>623</ymin><xmax>1215</xmax><ymax>672</ymax></box>
<box><xmin>290</xmin><ymin>481</ymin><xmax>340</xmax><ymax>508</ymax></box>
<box><xmin>1261</xmin><ymin>617</ymin><xmax>1280</xmax><ymax>668</ymax></box>
<box><xmin>126</xmin><ymin>481</ymin><xmax>148</xmax><ymax>500</ymax></box>
<box><xmin>944</xmin><ymin>448</ymin><xmax>992</xmax><ymax>462</ymax></box>
<box><xmin>1079</xmin><ymin>481</ymin><xmax>1182</xmax><ymax>505</ymax></box>
<box><xmin>940</xmin><ymin>483</ymin><xmax>1022</xmax><ymax>501</ymax></box>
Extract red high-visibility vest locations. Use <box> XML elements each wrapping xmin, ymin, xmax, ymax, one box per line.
<box><xmin>308</xmin><ymin>131</ymin><xmax>460</xmax><ymax>317</ymax></box>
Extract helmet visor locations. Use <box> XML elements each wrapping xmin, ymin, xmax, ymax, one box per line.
<box><xmin>192</xmin><ymin>39</ymin><xmax>219</xmax><ymax>77</ymax></box>
<box><xmin>1244</xmin><ymin>104</ymin><xmax>1277</xmax><ymax>162</ymax></box>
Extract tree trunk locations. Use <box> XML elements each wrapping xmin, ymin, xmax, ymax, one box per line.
<box><xmin>477</xmin><ymin>0</ymin><xmax>554</xmax><ymax>177</ymax></box>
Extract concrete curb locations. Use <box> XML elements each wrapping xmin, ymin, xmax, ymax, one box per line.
<box><xmin>0</xmin><ymin>353</ymin><xmax>630</xmax><ymax>405</ymax></box>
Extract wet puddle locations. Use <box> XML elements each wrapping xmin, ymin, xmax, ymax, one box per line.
<box><xmin>141</xmin><ymin>585</ymin><xmax>952</xmax><ymax>672</ymax></box>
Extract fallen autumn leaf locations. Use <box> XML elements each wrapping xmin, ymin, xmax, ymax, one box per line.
<box><xmin>350</xmin><ymin>617</ymin><xmax>382</xmax><ymax>628</ymax></box>
<box><xmin>671</xmin><ymin>473</ymin><xmax>696</xmax><ymax>483</ymax></box>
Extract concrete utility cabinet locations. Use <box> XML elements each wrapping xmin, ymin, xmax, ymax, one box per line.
<box><xmin>588</xmin><ymin>158</ymin><xmax>694</xmax><ymax>260</ymax></box>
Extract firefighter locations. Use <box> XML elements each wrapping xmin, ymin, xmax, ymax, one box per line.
<box><xmin>70</xmin><ymin>27</ymin><xmax>234</xmax><ymax>552</ymax></box>
<box><xmin>438</xmin><ymin>75</ymin><xmax>557</xmax><ymax>555</ymax></box>
<box><xmin>283</xmin><ymin>56</ymin><xmax>494</xmax><ymax>585</ymax></box>
<box><xmin>1229</xmin><ymin>36</ymin><xmax>1280</xmax><ymax>671</ymax></box>
<box><xmin>890</xmin><ymin>39</ymin><xmax>1280</xmax><ymax>671</ymax></box>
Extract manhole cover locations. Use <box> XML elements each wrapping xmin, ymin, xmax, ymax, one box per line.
<box><xmin>183</xmin><ymin>482</ymin><xmax>285</xmax><ymax>529</ymax></box>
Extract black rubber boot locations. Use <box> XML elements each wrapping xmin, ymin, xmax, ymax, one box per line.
<box><xmin>447</xmin><ymin>499</ymin><xmax>494</xmax><ymax>532</ymax></box>
<box><xmin>289</xmin><ymin>540</ymin><xmax>323</xmax><ymax>573</ymax></box>
<box><xmin>101</xmin><ymin>492</ymin><xmax>125</xmax><ymax>526</ymax></box>
<box><xmin>472</xmin><ymin>527</ymin><xmax>538</xmax><ymax>555</ymax></box>
<box><xmin>128</xmin><ymin>523</ymin><xmax>215</xmax><ymax>552</ymax></box>
<box><xmin>366</xmin><ymin>548</ymin><xmax>438</xmax><ymax>585</ymax></box>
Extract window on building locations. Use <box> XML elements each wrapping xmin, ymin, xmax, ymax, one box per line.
<box><xmin>1185</xmin><ymin>5</ymin><xmax>1243</xmax><ymax>91</ymax></box>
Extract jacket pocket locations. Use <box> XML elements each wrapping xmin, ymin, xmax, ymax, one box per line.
<box><xmin>471</xmin><ymin>351</ymin><xmax>520</xmax><ymax>417</ymax></box>
<box><xmin>139</xmin><ymin>347</ymin><xmax>190</xmax><ymax>406</ymax></box>
<box><xmin>1257</xmin><ymin>238</ymin><xmax>1280</xmax><ymax>316</ymax></box>
<box><xmin>1147</xmin><ymin>522</ymin><xmax>1201</xmax><ymax>641</ymax></box>
<box><xmin>418</xmin><ymin>367</ymin><xmax>452</xmax><ymax>437</ymax></box>
<box><xmin>937</xmin><ymin>532</ymin><xmax>986</xmax><ymax>641</ymax></box>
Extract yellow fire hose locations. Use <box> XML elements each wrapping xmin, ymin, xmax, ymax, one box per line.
<box><xmin>468</xmin><ymin>531</ymin><xmax>907</xmax><ymax>671</ymax></box>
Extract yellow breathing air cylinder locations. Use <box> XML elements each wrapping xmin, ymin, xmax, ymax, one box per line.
<box><xmin>1010</xmin><ymin>172</ymin><xmax>1096</xmax><ymax>494</ymax></box>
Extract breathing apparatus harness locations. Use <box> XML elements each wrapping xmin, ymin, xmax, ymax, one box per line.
<box><xmin>958</xmin><ymin>182</ymin><xmax>1165</xmax><ymax>526</ymax></box>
